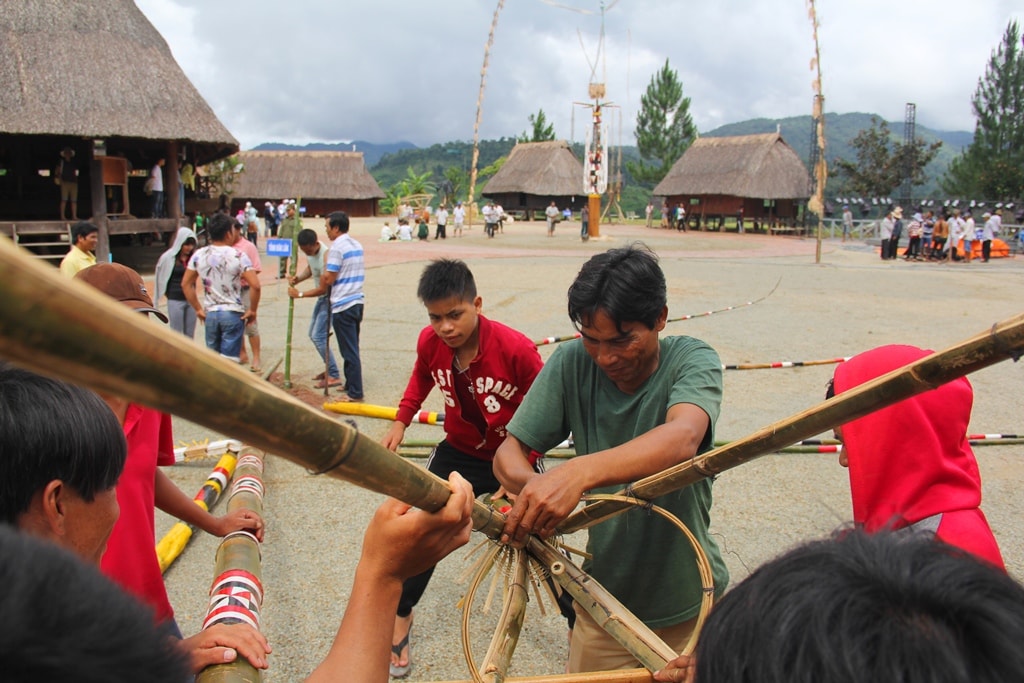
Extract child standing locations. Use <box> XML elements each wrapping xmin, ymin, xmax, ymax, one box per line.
<box><xmin>380</xmin><ymin>259</ymin><xmax>544</xmax><ymax>678</ymax></box>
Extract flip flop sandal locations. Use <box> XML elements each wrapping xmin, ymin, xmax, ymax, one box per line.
<box><xmin>389</xmin><ymin>626</ymin><xmax>412</xmax><ymax>678</ymax></box>
<box><xmin>314</xmin><ymin>378</ymin><xmax>344</xmax><ymax>389</ymax></box>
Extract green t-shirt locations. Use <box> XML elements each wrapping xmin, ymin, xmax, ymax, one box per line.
<box><xmin>507</xmin><ymin>335</ymin><xmax>729</xmax><ymax>628</ymax></box>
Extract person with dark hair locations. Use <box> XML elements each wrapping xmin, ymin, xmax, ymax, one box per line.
<box><xmin>656</xmin><ymin>530</ymin><xmax>1024</xmax><ymax>683</ymax></box>
<box><xmin>828</xmin><ymin>344</ymin><xmax>1004</xmax><ymax>569</ymax></box>
<box><xmin>278</xmin><ymin>202</ymin><xmax>300</xmax><ymax>278</ymax></box>
<box><xmin>153</xmin><ymin>226</ymin><xmax>199</xmax><ymax>338</ymax></box>
<box><xmin>322</xmin><ymin>211</ymin><xmax>365</xmax><ymax>403</ymax></box>
<box><xmin>182</xmin><ymin>212</ymin><xmax>261</xmax><ymax>361</ymax></box>
<box><xmin>288</xmin><ymin>227</ymin><xmax>342</xmax><ymax>389</ymax></box>
<box><xmin>0</xmin><ymin>361</ymin><xmax>270</xmax><ymax>673</ymax></box>
<box><xmin>150</xmin><ymin>158</ymin><xmax>166</xmax><ymax>218</ymax></box>
<box><xmin>59</xmin><ymin>220</ymin><xmax>98</xmax><ymax>277</ymax></box>
<box><xmin>380</xmin><ymin>259</ymin><xmax>546</xmax><ymax>677</ymax></box>
<box><xmin>494</xmin><ymin>243</ymin><xmax>727</xmax><ymax>673</ymax></box>
<box><xmin>56</xmin><ymin>146</ymin><xmax>78</xmax><ymax>220</ymax></box>
<box><xmin>0</xmin><ymin>526</ymin><xmax>193</xmax><ymax>683</ymax></box>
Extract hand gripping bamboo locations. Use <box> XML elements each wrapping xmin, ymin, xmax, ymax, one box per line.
<box><xmin>0</xmin><ymin>236</ymin><xmax>676</xmax><ymax>678</ymax></box>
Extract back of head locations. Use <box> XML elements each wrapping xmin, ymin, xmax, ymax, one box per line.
<box><xmin>0</xmin><ymin>363</ymin><xmax>126</xmax><ymax>524</ymax></box>
<box><xmin>568</xmin><ymin>243</ymin><xmax>666</xmax><ymax>331</ymax></box>
<box><xmin>297</xmin><ymin>228</ymin><xmax>318</xmax><ymax>247</ymax></box>
<box><xmin>207</xmin><ymin>211</ymin><xmax>235</xmax><ymax>241</ymax></box>
<box><xmin>71</xmin><ymin>221</ymin><xmax>98</xmax><ymax>244</ymax></box>
<box><xmin>417</xmin><ymin>259</ymin><xmax>477</xmax><ymax>304</ymax></box>
<box><xmin>0</xmin><ymin>526</ymin><xmax>189</xmax><ymax>682</ymax></box>
<box><xmin>695</xmin><ymin>530</ymin><xmax>1024</xmax><ymax>683</ymax></box>
<box><xmin>328</xmin><ymin>211</ymin><xmax>350</xmax><ymax>233</ymax></box>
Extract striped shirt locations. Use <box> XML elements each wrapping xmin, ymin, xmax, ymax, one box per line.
<box><xmin>326</xmin><ymin>233</ymin><xmax>365</xmax><ymax>313</ymax></box>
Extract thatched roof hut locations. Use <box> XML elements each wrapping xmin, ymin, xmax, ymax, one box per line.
<box><xmin>0</xmin><ymin>0</ymin><xmax>238</xmax><ymax>257</ymax></box>
<box><xmin>231</xmin><ymin>151</ymin><xmax>385</xmax><ymax>218</ymax></box>
<box><xmin>482</xmin><ymin>140</ymin><xmax>585</xmax><ymax>216</ymax></box>
<box><xmin>654</xmin><ymin>133</ymin><xmax>810</xmax><ymax>229</ymax></box>
<box><xmin>1</xmin><ymin>0</ymin><xmax>237</xmax><ymax>162</ymax></box>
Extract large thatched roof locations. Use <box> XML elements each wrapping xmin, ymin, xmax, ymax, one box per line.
<box><xmin>0</xmin><ymin>0</ymin><xmax>237</xmax><ymax>160</ymax></box>
<box><xmin>482</xmin><ymin>140</ymin><xmax>583</xmax><ymax>196</ymax></box>
<box><xmin>233</xmin><ymin>151</ymin><xmax>385</xmax><ymax>200</ymax></box>
<box><xmin>654</xmin><ymin>133</ymin><xmax>810</xmax><ymax>199</ymax></box>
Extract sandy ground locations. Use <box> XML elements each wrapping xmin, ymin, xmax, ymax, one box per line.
<box><xmin>156</xmin><ymin>216</ymin><xmax>1024</xmax><ymax>681</ymax></box>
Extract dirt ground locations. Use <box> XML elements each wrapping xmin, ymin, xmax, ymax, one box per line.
<box><xmin>157</xmin><ymin>216</ymin><xmax>1024</xmax><ymax>681</ymax></box>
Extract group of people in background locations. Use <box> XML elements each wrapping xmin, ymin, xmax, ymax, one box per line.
<box><xmin>879</xmin><ymin>205</ymin><xmax>1004</xmax><ymax>263</ymax></box>
<box><xmin>381</xmin><ymin>202</ymin><xmax>468</xmax><ymax>241</ymax></box>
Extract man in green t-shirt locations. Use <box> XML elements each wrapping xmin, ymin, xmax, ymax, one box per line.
<box><xmin>494</xmin><ymin>244</ymin><xmax>728</xmax><ymax>674</ymax></box>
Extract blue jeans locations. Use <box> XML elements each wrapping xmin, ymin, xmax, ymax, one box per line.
<box><xmin>205</xmin><ymin>310</ymin><xmax>245</xmax><ymax>360</ymax></box>
<box><xmin>310</xmin><ymin>297</ymin><xmax>340</xmax><ymax>379</ymax></box>
<box><xmin>151</xmin><ymin>190</ymin><xmax>165</xmax><ymax>218</ymax></box>
<box><xmin>331</xmin><ymin>304</ymin><xmax>363</xmax><ymax>399</ymax></box>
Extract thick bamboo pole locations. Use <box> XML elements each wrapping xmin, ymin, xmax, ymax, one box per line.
<box><xmin>0</xmin><ymin>236</ymin><xmax>675</xmax><ymax>677</ymax></box>
<box><xmin>436</xmin><ymin>671</ymin><xmax>652</xmax><ymax>683</ymax></box>
<box><xmin>157</xmin><ymin>452</ymin><xmax>239</xmax><ymax>573</ymax></box>
<box><xmin>559</xmin><ymin>312</ymin><xmax>1024</xmax><ymax>534</ymax></box>
<box><xmin>197</xmin><ymin>450</ymin><xmax>266</xmax><ymax>683</ymax></box>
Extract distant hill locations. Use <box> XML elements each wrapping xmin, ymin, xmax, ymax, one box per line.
<box><xmin>703</xmin><ymin>113</ymin><xmax>973</xmax><ymax>197</ymax></box>
<box><xmin>249</xmin><ymin>140</ymin><xmax>418</xmax><ymax>167</ymax></box>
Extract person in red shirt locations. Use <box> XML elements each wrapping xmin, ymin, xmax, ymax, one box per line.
<box><xmin>828</xmin><ymin>344</ymin><xmax>1004</xmax><ymax>569</ymax></box>
<box><xmin>380</xmin><ymin>258</ymin><xmax>545</xmax><ymax>677</ymax></box>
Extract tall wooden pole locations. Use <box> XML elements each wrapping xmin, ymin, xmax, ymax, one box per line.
<box><xmin>467</xmin><ymin>0</ymin><xmax>506</xmax><ymax>228</ymax></box>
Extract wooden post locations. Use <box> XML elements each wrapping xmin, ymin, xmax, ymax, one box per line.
<box><xmin>588</xmin><ymin>194</ymin><xmax>601</xmax><ymax>239</ymax></box>
<box><xmin>89</xmin><ymin>154</ymin><xmax>110</xmax><ymax>263</ymax></box>
<box><xmin>167</xmin><ymin>141</ymin><xmax>181</xmax><ymax>222</ymax></box>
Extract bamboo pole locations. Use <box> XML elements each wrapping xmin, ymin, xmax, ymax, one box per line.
<box><xmin>477</xmin><ymin>549</ymin><xmax>529</xmax><ymax>683</ymax></box>
<box><xmin>157</xmin><ymin>451</ymin><xmax>239</xmax><ymax>573</ymax></box>
<box><xmin>282</xmin><ymin>197</ymin><xmax>302</xmax><ymax>389</ymax></box>
<box><xmin>435</xmin><ymin>671</ymin><xmax>652</xmax><ymax>683</ymax></box>
<box><xmin>560</xmin><ymin>312</ymin><xmax>1024</xmax><ymax>534</ymax></box>
<box><xmin>0</xmin><ymin>235</ymin><xmax>676</xmax><ymax>679</ymax></box>
<box><xmin>197</xmin><ymin>449</ymin><xmax>266</xmax><ymax>683</ymax></box>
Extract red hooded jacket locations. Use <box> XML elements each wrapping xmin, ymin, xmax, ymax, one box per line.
<box><xmin>833</xmin><ymin>344</ymin><xmax>1004</xmax><ymax>569</ymax></box>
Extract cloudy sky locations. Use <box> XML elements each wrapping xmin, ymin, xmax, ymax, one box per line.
<box><xmin>136</xmin><ymin>0</ymin><xmax>1023</xmax><ymax>150</ymax></box>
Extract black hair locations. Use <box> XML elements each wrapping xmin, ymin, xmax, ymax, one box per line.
<box><xmin>71</xmin><ymin>221</ymin><xmax>99</xmax><ymax>245</ymax></box>
<box><xmin>297</xmin><ymin>228</ymin><xmax>318</xmax><ymax>247</ymax></box>
<box><xmin>0</xmin><ymin>363</ymin><xmax>126</xmax><ymax>524</ymax></box>
<box><xmin>327</xmin><ymin>211</ymin><xmax>350</xmax><ymax>233</ymax></box>
<box><xmin>417</xmin><ymin>259</ymin><xmax>478</xmax><ymax>304</ymax></box>
<box><xmin>0</xmin><ymin>526</ymin><xmax>190</xmax><ymax>682</ymax></box>
<box><xmin>695</xmin><ymin>530</ymin><xmax>1024</xmax><ymax>683</ymax></box>
<box><xmin>176</xmin><ymin>237</ymin><xmax>196</xmax><ymax>259</ymax></box>
<box><xmin>207</xmin><ymin>211</ymin><xmax>236</xmax><ymax>242</ymax></box>
<box><xmin>567</xmin><ymin>243</ymin><xmax>666</xmax><ymax>332</ymax></box>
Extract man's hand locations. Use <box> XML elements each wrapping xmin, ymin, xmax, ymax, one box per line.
<box><xmin>499</xmin><ymin>463</ymin><xmax>584</xmax><ymax>547</ymax></box>
<box><xmin>242</xmin><ymin>309</ymin><xmax>257</xmax><ymax>323</ymax></box>
<box><xmin>287</xmin><ymin>286</ymin><xmax>300</xmax><ymax>299</ymax></box>
<box><xmin>287</xmin><ymin>276</ymin><xmax>299</xmax><ymax>286</ymax></box>
<box><xmin>214</xmin><ymin>508</ymin><xmax>265</xmax><ymax>542</ymax></box>
<box><xmin>380</xmin><ymin>422</ymin><xmax>407</xmax><ymax>452</ymax></box>
<box><xmin>653</xmin><ymin>653</ymin><xmax>696</xmax><ymax>683</ymax></box>
<box><xmin>181</xmin><ymin>622</ymin><xmax>271</xmax><ymax>673</ymax></box>
<box><xmin>195</xmin><ymin>307</ymin><xmax>206</xmax><ymax>322</ymax></box>
<box><xmin>360</xmin><ymin>471</ymin><xmax>474</xmax><ymax>582</ymax></box>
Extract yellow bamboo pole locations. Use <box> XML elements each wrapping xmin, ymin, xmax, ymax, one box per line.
<box><xmin>197</xmin><ymin>449</ymin><xmax>266</xmax><ymax>683</ymax></box>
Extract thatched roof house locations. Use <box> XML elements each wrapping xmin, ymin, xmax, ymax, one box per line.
<box><xmin>0</xmin><ymin>0</ymin><xmax>238</xmax><ymax>255</ymax></box>
<box><xmin>654</xmin><ymin>133</ymin><xmax>810</xmax><ymax>228</ymax></box>
<box><xmin>482</xmin><ymin>140</ymin><xmax>585</xmax><ymax>216</ymax></box>
<box><xmin>232</xmin><ymin>151</ymin><xmax>385</xmax><ymax>218</ymax></box>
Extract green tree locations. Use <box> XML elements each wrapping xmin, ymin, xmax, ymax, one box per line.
<box><xmin>518</xmin><ymin>109</ymin><xmax>556</xmax><ymax>142</ymax></box>
<box><xmin>941</xmin><ymin>20</ymin><xmax>1024</xmax><ymax>199</ymax></box>
<box><xmin>204</xmin><ymin>154</ymin><xmax>245</xmax><ymax>199</ymax></box>
<box><xmin>832</xmin><ymin>118</ymin><xmax>941</xmax><ymax>198</ymax></box>
<box><xmin>627</xmin><ymin>60</ymin><xmax>696</xmax><ymax>185</ymax></box>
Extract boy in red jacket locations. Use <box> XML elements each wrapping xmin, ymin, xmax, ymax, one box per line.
<box><xmin>381</xmin><ymin>259</ymin><xmax>544</xmax><ymax>677</ymax></box>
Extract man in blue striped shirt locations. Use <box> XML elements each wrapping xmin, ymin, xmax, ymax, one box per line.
<box><xmin>323</xmin><ymin>211</ymin><xmax>365</xmax><ymax>402</ymax></box>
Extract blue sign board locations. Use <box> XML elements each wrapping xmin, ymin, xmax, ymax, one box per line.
<box><xmin>266</xmin><ymin>238</ymin><xmax>292</xmax><ymax>257</ymax></box>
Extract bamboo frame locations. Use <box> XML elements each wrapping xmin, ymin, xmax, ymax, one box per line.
<box><xmin>3</xmin><ymin>236</ymin><xmax>1023</xmax><ymax>680</ymax></box>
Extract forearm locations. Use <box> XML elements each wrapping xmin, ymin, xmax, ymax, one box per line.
<box><xmin>493</xmin><ymin>437</ymin><xmax>538</xmax><ymax>494</ymax></box>
<box><xmin>248</xmin><ymin>286</ymin><xmax>261</xmax><ymax>313</ymax></box>
<box><xmin>306</xmin><ymin>563</ymin><xmax>403</xmax><ymax>683</ymax></box>
<box><xmin>154</xmin><ymin>469</ymin><xmax>220</xmax><ymax>534</ymax></box>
